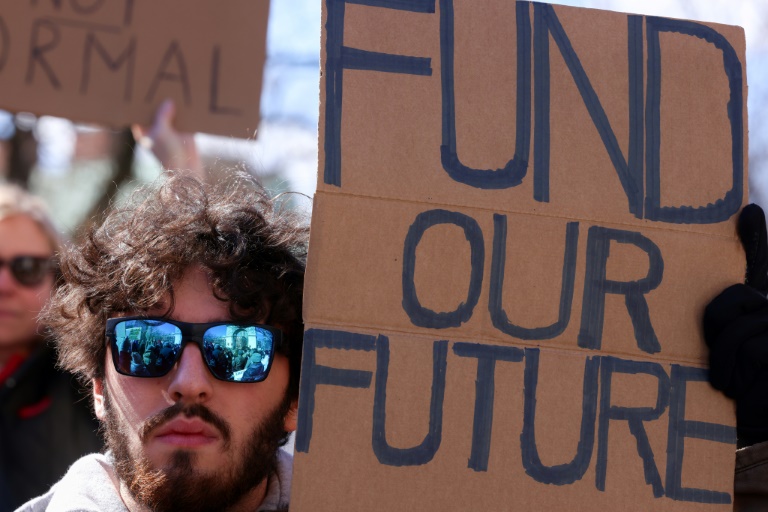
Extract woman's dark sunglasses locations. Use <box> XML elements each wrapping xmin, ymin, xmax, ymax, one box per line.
<box><xmin>0</xmin><ymin>256</ymin><xmax>53</xmax><ymax>287</ymax></box>
<box><xmin>105</xmin><ymin>317</ymin><xmax>283</xmax><ymax>383</ymax></box>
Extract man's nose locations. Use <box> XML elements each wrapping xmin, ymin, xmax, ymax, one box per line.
<box><xmin>167</xmin><ymin>343</ymin><xmax>215</xmax><ymax>402</ymax></box>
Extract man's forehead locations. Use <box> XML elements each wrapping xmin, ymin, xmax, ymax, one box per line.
<box><xmin>143</xmin><ymin>266</ymin><xmax>233</xmax><ymax>324</ymax></box>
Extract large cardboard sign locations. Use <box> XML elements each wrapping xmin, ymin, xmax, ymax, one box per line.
<box><xmin>295</xmin><ymin>1</ymin><xmax>746</xmax><ymax>510</ymax></box>
<box><xmin>0</xmin><ymin>1</ymin><xmax>269</xmax><ymax>137</ymax></box>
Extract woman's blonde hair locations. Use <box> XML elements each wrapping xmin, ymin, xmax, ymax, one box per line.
<box><xmin>0</xmin><ymin>183</ymin><xmax>62</xmax><ymax>252</ymax></box>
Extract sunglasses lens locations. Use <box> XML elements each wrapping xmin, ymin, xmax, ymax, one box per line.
<box><xmin>112</xmin><ymin>319</ymin><xmax>182</xmax><ymax>377</ymax></box>
<box><xmin>203</xmin><ymin>325</ymin><xmax>275</xmax><ymax>382</ymax></box>
<box><xmin>10</xmin><ymin>256</ymin><xmax>51</xmax><ymax>286</ymax></box>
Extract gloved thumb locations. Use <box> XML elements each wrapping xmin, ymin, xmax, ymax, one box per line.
<box><xmin>738</xmin><ymin>203</ymin><xmax>768</xmax><ymax>294</ymax></box>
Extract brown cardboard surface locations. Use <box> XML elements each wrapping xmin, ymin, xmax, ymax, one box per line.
<box><xmin>294</xmin><ymin>334</ymin><xmax>736</xmax><ymax>511</ymax></box>
<box><xmin>0</xmin><ymin>1</ymin><xmax>269</xmax><ymax>137</ymax></box>
<box><xmin>304</xmin><ymin>193</ymin><xmax>742</xmax><ymax>366</ymax></box>
<box><xmin>296</xmin><ymin>1</ymin><xmax>747</xmax><ymax>510</ymax></box>
<box><xmin>317</xmin><ymin>2</ymin><xmax>745</xmax><ymax>238</ymax></box>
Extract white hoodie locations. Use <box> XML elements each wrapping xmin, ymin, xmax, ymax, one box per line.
<box><xmin>15</xmin><ymin>450</ymin><xmax>292</xmax><ymax>512</ymax></box>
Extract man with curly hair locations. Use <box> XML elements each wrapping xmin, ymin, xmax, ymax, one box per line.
<box><xmin>19</xmin><ymin>173</ymin><xmax>307</xmax><ymax>512</ymax></box>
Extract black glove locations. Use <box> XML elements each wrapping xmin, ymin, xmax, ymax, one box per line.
<box><xmin>704</xmin><ymin>203</ymin><xmax>768</xmax><ymax>448</ymax></box>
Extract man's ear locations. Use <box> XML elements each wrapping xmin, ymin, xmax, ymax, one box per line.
<box><xmin>92</xmin><ymin>378</ymin><xmax>106</xmax><ymax>420</ymax></box>
<box><xmin>283</xmin><ymin>398</ymin><xmax>298</xmax><ymax>433</ymax></box>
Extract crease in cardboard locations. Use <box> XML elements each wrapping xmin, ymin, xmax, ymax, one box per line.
<box><xmin>304</xmin><ymin>320</ymin><xmax>713</xmax><ymax>368</ymax></box>
<box><xmin>314</xmin><ymin>188</ymin><xmax>742</xmax><ymax>240</ymax></box>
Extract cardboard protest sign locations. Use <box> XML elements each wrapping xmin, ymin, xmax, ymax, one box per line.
<box><xmin>0</xmin><ymin>0</ymin><xmax>269</xmax><ymax>137</ymax></box>
<box><xmin>295</xmin><ymin>1</ymin><xmax>746</xmax><ymax>510</ymax></box>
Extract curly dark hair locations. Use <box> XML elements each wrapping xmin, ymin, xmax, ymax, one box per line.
<box><xmin>43</xmin><ymin>173</ymin><xmax>308</xmax><ymax>400</ymax></box>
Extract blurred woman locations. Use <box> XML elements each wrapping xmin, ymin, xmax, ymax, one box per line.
<box><xmin>0</xmin><ymin>185</ymin><xmax>102</xmax><ymax>511</ymax></box>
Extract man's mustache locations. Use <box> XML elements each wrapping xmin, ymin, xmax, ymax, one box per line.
<box><xmin>139</xmin><ymin>402</ymin><xmax>232</xmax><ymax>448</ymax></box>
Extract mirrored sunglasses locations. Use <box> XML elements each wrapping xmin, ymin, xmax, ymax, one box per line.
<box><xmin>105</xmin><ymin>317</ymin><xmax>283</xmax><ymax>383</ymax></box>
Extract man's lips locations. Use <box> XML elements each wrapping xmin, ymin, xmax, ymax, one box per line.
<box><xmin>152</xmin><ymin>417</ymin><xmax>220</xmax><ymax>447</ymax></box>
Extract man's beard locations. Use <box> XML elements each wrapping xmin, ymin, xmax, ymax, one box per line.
<box><xmin>102</xmin><ymin>386</ymin><xmax>292</xmax><ymax>512</ymax></box>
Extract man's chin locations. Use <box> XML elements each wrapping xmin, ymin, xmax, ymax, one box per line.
<box><xmin>103</xmin><ymin>385</ymin><xmax>292</xmax><ymax>512</ymax></box>
<box><xmin>147</xmin><ymin>445</ymin><xmax>228</xmax><ymax>474</ymax></box>
<box><xmin>123</xmin><ymin>450</ymin><xmax>226</xmax><ymax>512</ymax></box>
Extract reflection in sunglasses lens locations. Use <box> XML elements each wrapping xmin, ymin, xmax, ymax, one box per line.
<box><xmin>114</xmin><ymin>320</ymin><xmax>182</xmax><ymax>378</ymax></box>
<box><xmin>203</xmin><ymin>325</ymin><xmax>273</xmax><ymax>382</ymax></box>
<box><xmin>111</xmin><ymin>320</ymin><xmax>275</xmax><ymax>382</ymax></box>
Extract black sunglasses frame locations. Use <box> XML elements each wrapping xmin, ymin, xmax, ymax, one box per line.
<box><xmin>0</xmin><ymin>255</ymin><xmax>54</xmax><ymax>287</ymax></box>
<box><xmin>105</xmin><ymin>316</ymin><xmax>283</xmax><ymax>383</ymax></box>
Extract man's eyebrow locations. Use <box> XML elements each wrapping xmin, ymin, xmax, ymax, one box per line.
<box><xmin>146</xmin><ymin>299</ymin><xmax>172</xmax><ymax>315</ymax></box>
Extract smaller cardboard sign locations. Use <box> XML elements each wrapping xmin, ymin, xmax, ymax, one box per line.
<box><xmin>0</xmin><ymin>1</ymin><xmax>269</xmax><ymax>137</ymax></box>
